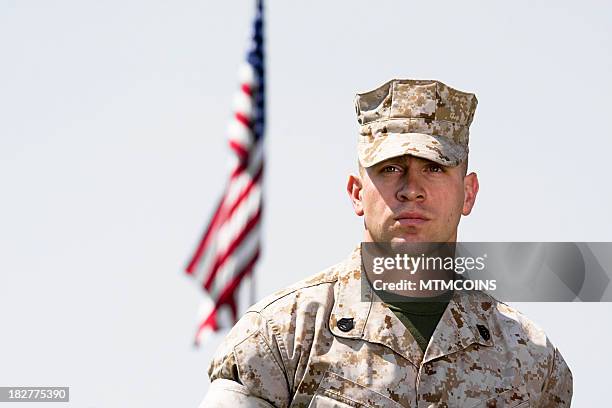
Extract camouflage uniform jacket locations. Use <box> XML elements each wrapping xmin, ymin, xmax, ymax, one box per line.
<box><xmin>204</xmin><ymin>247</ymin><xmax>573</xmax><ymax>407</ymax></box>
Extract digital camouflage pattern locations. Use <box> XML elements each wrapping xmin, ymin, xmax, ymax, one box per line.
<box><xmin>203</xmin><ymin>247</ymin><xmax>573</xmax><ymax>407</ymax></box>
<box><xmin>355</xmin><ymin>79</ymin><xmax>478</xmax><ymax>168</ymax></box>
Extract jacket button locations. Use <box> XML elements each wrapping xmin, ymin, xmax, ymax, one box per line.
<box><xmin>337</xmin><ymin>318</ymin><xmax>354</xmax><ymax>332</ymax></box>
<box><xmin>476</xmin><ymin>324</ymin><xmax>490</xmax><ymax>341</ymax></box>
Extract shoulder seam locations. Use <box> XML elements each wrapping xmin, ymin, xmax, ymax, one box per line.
<box><xmin>250</xmin><ymin>278</ymin><xmax>338</xmax><ymax>312</ymax></box>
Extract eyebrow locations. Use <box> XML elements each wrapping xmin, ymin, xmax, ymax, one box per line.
<box><xmin>378</xmin><ymin>157</ymin><xmax>440</xmax><ymax>167</ymax></box>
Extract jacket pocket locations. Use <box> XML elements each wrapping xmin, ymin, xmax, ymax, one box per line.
<box><xmin>308</xmin><ymin>371</ymin><xmax>403</xmax><ymax>408</ymax></box>
<box><xmin>468</xmin><ymin>384</ymin><xmax>530</xmax><ymax>408</ymax></box>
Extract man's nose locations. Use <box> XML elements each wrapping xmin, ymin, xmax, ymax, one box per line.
<box><xmin>396</xmin><ymin>171</ymin><xmax>425</xmax><ymax>202</ymax></box>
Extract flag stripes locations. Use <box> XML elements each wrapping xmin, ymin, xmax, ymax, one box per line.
<box><xmin>186</xmin><ymin>0</ymin><xmax>265</xmax><ymax>346</ymax></box>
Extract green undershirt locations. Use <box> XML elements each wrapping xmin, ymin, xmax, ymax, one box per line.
<box><xmin>384</xmin><ymin>290</ymin><xmax>453</xmax><ymax>353</ymax></box>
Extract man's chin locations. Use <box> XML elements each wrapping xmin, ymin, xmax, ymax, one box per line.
<box><xmin>366</xmin><ymin>227</ymin><xmax>446</xmax><ymax>243</ymax></box>
<box><xmin>389</xmin><ymin>235</ymin><xmax>428</xmax><ymax>243</ymax></box>
<box><xmin>380</xmin><ymin>229</ymin><xmax>431</xmax><ymax>243</ymax></box>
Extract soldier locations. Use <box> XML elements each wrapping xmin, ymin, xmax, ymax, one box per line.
<box><xmin>199</xmin><ymin>79</ymin><xmax>573</xmax><ymax>407</ymax></box>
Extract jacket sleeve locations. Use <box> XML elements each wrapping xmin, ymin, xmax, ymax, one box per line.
<box><xmin>203</xmin><ymin>311</ymin><xmax>290</xmax><ymax>408</ymax></box>
<box><xmin>535</xmin><ymin>347</ymin><xmax>573</xmax><ymax>407</ymax></box>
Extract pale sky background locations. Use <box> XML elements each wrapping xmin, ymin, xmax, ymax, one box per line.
<box><xmin>1</xmin><ymin>0</ymin><xmax>611</xmax><ymax>407</ymax></box>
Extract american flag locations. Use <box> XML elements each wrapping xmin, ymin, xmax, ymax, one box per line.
<box><xmin>186</xmin><ymin>0</ymin><xmax>265</xmax><ymax>346</ymax></box>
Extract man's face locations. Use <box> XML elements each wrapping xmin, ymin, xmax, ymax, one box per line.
<box><xmin>347</xmin><ymin>155</ymin><xmax>479</xmax><ymax>243</ymax></box>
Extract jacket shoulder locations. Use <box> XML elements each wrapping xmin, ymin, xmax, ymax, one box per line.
<box><xmin>206</xmin><ymin>262</ymin><xmax>341</xmax><ymax>408</ymax></box>
<box><xmin>483</xmin><ymin>294</ymin><xmax>573</xmax><ymax>404</ymax></box>
<box><xmin>488</xmin><ymin>295</ymin><xmax>550</xmax><ymax>348</ymax></box>
<box><xmin>246</xmin><ymin>260</ymin><xmax>342</xmax><ymax>315</ymax></box>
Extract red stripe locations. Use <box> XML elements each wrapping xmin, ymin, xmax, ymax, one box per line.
<box><xmin>216</xmin><ymin>247</ymin><xmax>259</xmax><ymax>318</ymax></box>
<box><xmin>203</xmin><ymin>205</ymin><xmax>262</xmax><ymax>290</ymax></box>
<box><xmin>229</xmin><ymin>139</ymin><xmax>249</xmax><ymax>159</ymax></box>
<box><xmin>230</xmin><ymin>139</ymin><xmax>263</xmax><ymax>179</ymax></box>
<box><xmin>226</xmin><ymin>164</ymin><xmax>263</xmax><ymax>218</ymax></box>
<box><xmin>190</xmin><ymin>165</ymin><xmax>263</xmax><ymax>280</ymax></box>
<box><xmin>235</xmin><ymin>112</ymin><xmax>250</xmax><ymax>128</ymax></box>
<box><xmin>185</xmin><ymin>192</ymin><xmax>227</xmax><ymax>275</ymax></box>
<box><xmin>241</xmin><ymin>83</ymin><xmax>252</xmax><ymax>96</ymax></box>
<box><xmin>231</xmin><ymin>160</ymin><xmax>248</xmax><ymax>179</ymax></box>
<box><xmin>186</xmin><ymin>157</ymin><xmax>263</xmax><ymax>275</ymax></box>
<box><xmin>193</xmin><ymin>248</ymin><xmax>259</xmax><ymax>345</ymax></box>
<box><xmin>193</xmin><ymin>307</ymin><xmax>217</xmax><ymax>346</ymax></box>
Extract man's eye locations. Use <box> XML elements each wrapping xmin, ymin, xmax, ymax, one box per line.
<box><xmin>427</xmin><ymin>164</ymin><xmax>443</xmax><ymax>173</ymax></box>
<box><xmin>382</xmin><ymin>165</ymin><xmax>401</xmax><ymax>173</ymax></box>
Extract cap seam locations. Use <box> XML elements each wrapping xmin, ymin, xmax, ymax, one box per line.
<box><xmin>358</xmin><ymin>117</ymin><xmax>470</xmax><ymax>127</ymax></box>
<box><xmin>355</xmin><ymin>79</ymin><xmax>475</xmax><ymax>98</ymax></box>
<box><xmin>357</xmin><ymin>133</ymin><xmax>466</xmax><ymax>142</ymax></box>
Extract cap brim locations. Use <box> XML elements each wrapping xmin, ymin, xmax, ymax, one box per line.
<box><xmin>358</xmin><ymin>132</ymin><xmax>467</xmax><ymax>168</ymax></box>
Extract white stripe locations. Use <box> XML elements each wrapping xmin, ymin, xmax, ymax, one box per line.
<box><xmin>192</xmin><ymin>232</ymin><xmax>218</xmax><ymax>284</ymax></box>
<box><xmin>195</xmin><ymin>303</ymin><xmax>233</xmax><ymax>344</ymax></box>
<box><xmin>245</xmin><ymin>138</ymin><xmax>264</xmax><ymax>172</ymax></box>
<box><xmin>227</xmin><ymin>120</ymin><xmax>252</xmax><ymax>150</ymax></box>
<box><xmin>217</xmin><ymin>184</ymin><xmax>262</xmax><ymax>251</ymax></box>
<box><xmin>224</xmin><ymin>141</ymin><xmax>263</xmax><ymax>205</ymax></box>
<box><xmin>196</xmin><ymin>294</ymin><xmax>215</xmax><ymax>321</ymax></box>
<box><xmin>195</xmin><ymin>325</ymin><xmax>215</xmax><ymax>345</ymax></box>
<box><xmin>190</xmin><ymin>142</ymin><xmax>263</xmax><ymax>284</ymax></box>
<box><xmin>238</xmin><ymin>63</ymin><xmax>255</xmax><ymax>88</ymax></box>
<box><xmin>208</xmin><ymin>223</ymin><xmax>261</xmax><ymax>300</ymax></box>
<box><xmin>192</xmin><ymin>181</ymin><xmax>262</xmax><ymax>284</ymax></box>
<box><xmin>233</xmin><ymin>90</ymin><xmax>253</xmax><ymax>119</ymax></box>
<box><xmin>194</xmin><ymin>295</ymin><xmax>216</xmax><ymax>343</ymax></box>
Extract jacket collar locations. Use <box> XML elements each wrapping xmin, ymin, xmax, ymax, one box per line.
<box><xmin>329</xmin><ymin>245</ymin><xmax>494</xmax><ymax>368</ymax></box>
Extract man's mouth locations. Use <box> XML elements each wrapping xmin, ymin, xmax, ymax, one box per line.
<box><xmin>394</xmin><ymin>211</ymin><xmax>430</xmax><ymax>226</ymax></box>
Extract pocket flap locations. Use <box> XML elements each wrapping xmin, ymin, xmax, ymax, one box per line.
<box><xmin>309</xmin><ymin>371</ymin><xmax>403</xmax><ymax>408</ymax></box>
<box><xmin>469</xmin><ymin>384</ymin><xmax>530</xmax><ymax>408</ymax></box>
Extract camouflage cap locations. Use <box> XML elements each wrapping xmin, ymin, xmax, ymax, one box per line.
<box><xmin>355</xmin><ymin>79</ymin><xmax>478</xmax><ymax>167</ymax></box>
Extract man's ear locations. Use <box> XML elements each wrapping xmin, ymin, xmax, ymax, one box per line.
<box><xmin>347</xmin><ymin>173</ymin><xmax>364</xmax><ymax>216</ymax></box>
<box><xmin>462</xmin><ymin>172</ymin><xmax>479</xmax><ymax>216</ymax></box>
